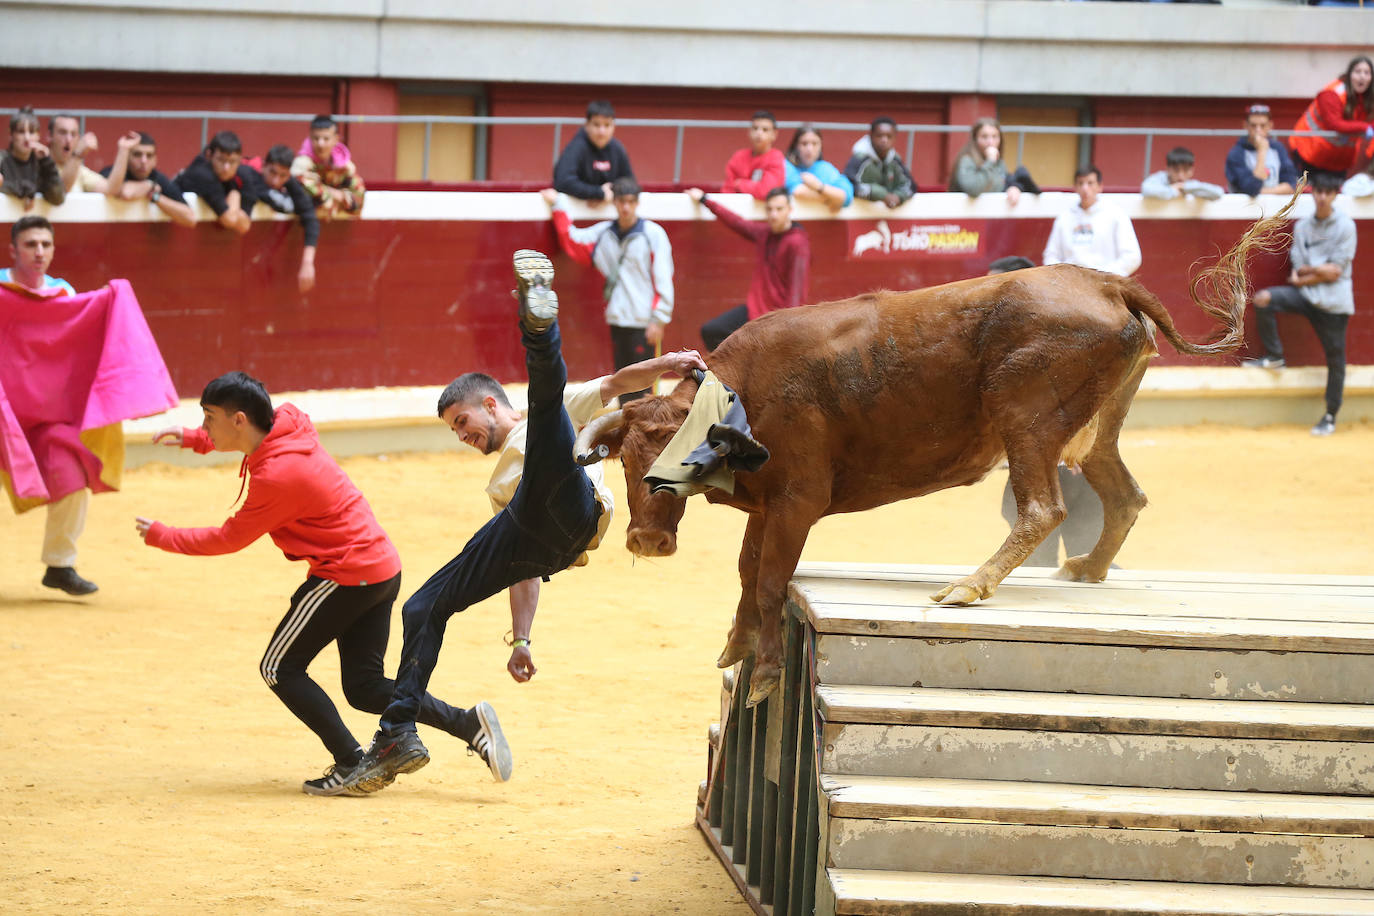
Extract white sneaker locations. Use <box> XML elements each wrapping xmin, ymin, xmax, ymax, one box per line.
<box><xmin>469</xmin><ymin>701</ymin><xmax>514</xmax><ymax>782</ymax></box>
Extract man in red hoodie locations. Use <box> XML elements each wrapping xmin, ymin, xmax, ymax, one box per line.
<box><xmin>687</xmin><ymin>186</ymin><xmax>811</xmax><ymax>351</ymax></box>
<box><xmin>134</xmin><ymin>372</ymin><xmax>479</xmax><ymax>796</ymax></box>
<box><xmin>722</xmin><ymin>111</ymin><xmax>786</xmax><ymax>200</ymax></box>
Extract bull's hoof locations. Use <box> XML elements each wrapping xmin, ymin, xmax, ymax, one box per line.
<box><xmin>716</xmin><ymin>631</ymin><xmax>757</xmax><ymax>668</ymax></box>
<box><xmin>745</xmin><ymin>668</ymin><xmax>780</xmax><ymax>707</ymax></box>
<box><xmin>1053</xmin><ymin>555</ymin><xmax>1110</xmax><ymax>583</ymax></box>
<box><xmin>930</xmin><ymin>582</ymin><xmax>983</xmax><ymax>606</ymax></box>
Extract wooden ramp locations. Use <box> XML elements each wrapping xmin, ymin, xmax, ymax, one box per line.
<box><xmin>696</xmin><ymin>564</ymin><xmax>1374</xmax><ymax>916</ymax></box>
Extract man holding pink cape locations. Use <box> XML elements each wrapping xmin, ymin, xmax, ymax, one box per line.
<box><xmin>1</xmin><ymin>215</ymin><xmax>178</xmax><ymax>595</ymax></box>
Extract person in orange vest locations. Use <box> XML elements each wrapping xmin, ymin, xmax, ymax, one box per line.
<box><xmin>1290</xmin><ymin>56</ymin><xmax>1374</xmax><ymax>179</ymax></box>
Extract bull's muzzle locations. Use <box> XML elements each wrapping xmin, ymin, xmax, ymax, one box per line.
<box><xmin>626</xmin><ymin>527</ymin><xmax>678</xmax><ymax>558</ymax></box>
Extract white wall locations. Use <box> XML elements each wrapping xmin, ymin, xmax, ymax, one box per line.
<box><xmin>3</xmin><ymin>1</ymin><xmax>1374</xmax><ymax>98</ymax></box>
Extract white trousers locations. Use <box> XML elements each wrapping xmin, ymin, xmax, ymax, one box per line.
<box><xmin>41</xmin><ymin>489</ymin><xmax>89</xmax><ymax>568</ymax></box>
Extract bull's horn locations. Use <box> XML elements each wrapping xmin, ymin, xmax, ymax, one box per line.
<box><xmin>574</xmin><ymin>409</ymin><xmax>624</xmax><ymax>465</ymax></box>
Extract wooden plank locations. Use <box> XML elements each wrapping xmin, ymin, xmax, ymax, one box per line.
<box><xmin>816</xmin><ymin>685</ymin><xmax>1374</xmax><ymax>741</ymax></box>
<box><xmin>829</xmin><ymin>818</ymin><xmax>1374</xmax><ymax>889</ymax></box>
<box><xmin>821</xmin><ymin>775</ymin><xmax>1374</xmax><ymax>835</ymax></box>
<box><xmin>814</xmin><ymin>635</ymin><xmax>1374</xmax><ymax>704</ymax></box>
<box><xmin>792</xmin><ymin>577</ymin><xmax>1374</xmax><ymax>626</ymax></box>
<box><xmin>795</xmin><ymin>562</ymin><xmax>1374</xmax><ymax>591</ymax></box>
<box><xmin>801</xmin><ymin>601</ymin><xmax>1374</xmax><ymax>654</ymax></box>
<box><xmin>822</xmin><ymin>722</ymin><xmax>1374</xmax><ymax>795</ymax></box>
<box><xmin>828</xmin><ymin>869</ymin><xmax>1374</xmax><ymax>916</ymax></box>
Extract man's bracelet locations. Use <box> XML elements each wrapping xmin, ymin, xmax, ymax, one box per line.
<box><xmin>512</xmin><ymin>637</ymin><xmax>531</xmax><ymax>649</ymax></box>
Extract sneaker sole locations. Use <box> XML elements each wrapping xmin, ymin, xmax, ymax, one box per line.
<box><xmin>475</xmin><ymin>701</ymin><xmax>514</xmax><ymax>782</ymax></box>
<box><xmin>352</xmin><ymin>746</ymin><xmax>429</xmax><ymax>794</ymax></box>
<box><xmin>512</xmin><ymin>250</ymin><xmax>558</xmax><ymax>329</ymax></box>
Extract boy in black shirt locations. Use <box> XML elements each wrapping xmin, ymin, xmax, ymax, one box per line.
<box><xmin>253</xmin><ymin>144</ymin><xmax>321</xmax><ymax>292</ymax></box>
<box><xmin>552</xmin><ymin>100</ymin><xmax>635</xmax><ymax>204</ymax></box>
<box><xmin>176</xmin><ymin>130</ymin><xmax>257</xmax><ymax>235</ymax></box>
<box><xmin>101</xmin><ymin>131</ymin><xmax>196</xmax><ymax>227</ymax></box>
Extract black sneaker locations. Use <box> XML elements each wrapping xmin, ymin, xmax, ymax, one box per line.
<box><xmin>1241</xmin><ymin>354</ymin><xmax>1285</xmax><ymax>369</ymax></box>
<box><xmin>42</xmin><ymin>566</ymin><xmax>98</xmax><ymax>596</ymax></box>
<box><xmin>348</xmin><ymin>729</ymin><xmax>430</xmax><ymax>794</ymax></box>
<box><xmin>1311</xmin><ymin>413</ymin><xmax>1336</xmax><ymax>437</ymax></box>
<box><xmin>468</xmin><ymin>701</ymin><xmax>513</xmax><ymax>782</ymax></box>
<box><xmin>512</xmin><ymin>249</ymin><xmax>558</xmax><ymax>334</ymax></box>
<box><xmin>302</xmin><ymin>759</ymin><xmax>383</xmax><ymax>797</ymax></box>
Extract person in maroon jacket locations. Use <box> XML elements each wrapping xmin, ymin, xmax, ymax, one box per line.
<box><xmin>134</xmin><ymin>371</ymin><xmax>482</xmax><ymax>797</ymax></box>
<box><xmin>722</xmin><ymin>110</ymin><xmax>786</xmax><ymax>200</ymax></box>
<box><xmin>687</xmin><ymin>185</ymin><xmax>811</xmax><ymax>351</ymax></box>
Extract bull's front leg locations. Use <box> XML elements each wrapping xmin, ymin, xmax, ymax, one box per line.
<box><xmin>717</xmin><ymin>514</ymin><xmax>764</xmax><ymax>668</ymax></box>
<box><xmin>745</xmin><ymin>508</ymin><xmax>814</xmax><ymax>707</ymax></box>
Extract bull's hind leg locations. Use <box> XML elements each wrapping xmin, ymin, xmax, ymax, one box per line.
<box><xmin>1056</xmin><ymin>357</ymin><xmax>1150</xmax><ymax>582</ymax></box>
<box><xmin>718</xmin><ymin>514</ymin><xmax>764</xmax><ymax>668</ymax></box>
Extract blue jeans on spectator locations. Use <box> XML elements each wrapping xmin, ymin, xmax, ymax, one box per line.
<box><xmin>380</xmin><ymin>319</ymin><xmax>602</xmax><ymax>735</ymax></box>
<box><xmin>1255</xmin><ymin>285</ymin><xmax>1350</xmax><ymax>416</ymax></box>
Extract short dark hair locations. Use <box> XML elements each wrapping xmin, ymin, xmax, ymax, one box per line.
<box><xmin>1074</xmin><ymin>165</ymin><xmax>1103</xmax><ymax>183</ymax></box>
<box><xmin>200</xmin><ymin>371</ymin><xmax>274</xmax><ymax>433</ymax></box>
<box><xmin>137</xmin><ymin>132</ymin><xmax>156</xmax><ymax>148</ymax></box>
<box><xmin>437</xmin><ymin>373</ymin><xmax>510</xmax><ymax>418</ymax></box>
<box><xmin>10</xmin><ymin>106</ymin><xmax>38</xmax><ymax>134</ymax></box>
<box><xmin>585</xmin><ymin>100</ymin><xmax>616</xmax><ymax>121</ymax></box>
<box><xmin>987</xmin><ymin>255</ymin><xmax>1035</xmax><ymax>274</ymax></box>
<box><xmin>48</xmin><ymin>113</ymin><xmax>78</xmax><ymax>132</ymax></box>
<box><xmin>11</xmin><ymin>215</ymin><xmax>53</xmax><ymax>243</ymax></box>
<box><xmin>611</xmin><ymin>176</ymin><xmax>641</xmax><ymax>198</ymax></box>
<box><xmin>764</xmin><ymin>186</ymin><xmax>790</xmax><ymax>203</ymax></box>
<box><xmin>207</xmin><ymin>130</ymin><xmax>242</xmax><ymax>155</ymax></box>
<box><xmin>1165</xmin><ymin>147</ymin><xmax>1195</xmax><ymax>169</ymax></box>
<box><xmin>871</xmin><ymin>116</ymin><xmax>897</xmax><ymax>132</ymax></box>
<box><xmin>264</xmin><ymin>144</ymin><xmax>295</xmax><ymax>169</ymax></box>
<box><xmin>751</xmin><ymin>110</ymin><xmax>776</xmax><ymax>127</ymax></box>
<box><xmin>1310</xmin><ymin>170</ymin><xmax>1344</xmax><ymax>193</ymax></box>
<box><xmin>310</xmin><ymin>115</ymin><xmax>337</xmax><ymax>132</ymax></box>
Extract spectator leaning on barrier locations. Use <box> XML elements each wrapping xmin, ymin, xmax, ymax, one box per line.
<box><xmin>48</xmin><ymin>114</ymin><xmax>105</xmax><ymax>195</ymax></box>
<box><xmin>541</xmin><ymin>178</ymin><xmax>674</xmax><ymax>402</ymax></box>
<box><xmin>783</xmin><ymin>124</ymin><xmax>852</xmax><ymax>213</ymax></box>
<box><xmin>947</xmin><ymin>117</ymin><xmax>1039</xmax><ymax>205</ymax></box>
<box><xmin>1225</xmin><ymin>104</ymin><xmax>1298</xmax><ymax>197</ymax></box>
<box><xmin>552</xmin><ymin>100</ymin><xmax>635</xmax><ymax>205</ymax></box>
<box><xmin>1241</xmin><ymin>170</ymin><xmax>1355</xmax><ymax>438</ymax></box>
<box><xmin>687</xmin><ymin>186</ymin><xmax>810</xmax><ymax>351</ymax></box>
<box><xmin>1289</xmin><ymin>56</ymin><xmax>1374</xmax><ymax>180</ymax></box>
<box><xmin>176</xmin><ymin>130</ymin><xmax>257</xmax><ymax>235</ymax></box>
<box><xmin>293</xmin><ymin>115</ymin><xmax>365</xmax><ymax>219</ymax></box>
<box><xmin>1142</xmin><ymin>147</ymin><xmax>1223</xmax><ymax>201</ymax></box>
<box><xmin>723</xmin><ymin>110</ymin><xmax>786</xmax><ymax>201</ymax></box>
<box><xmin>1</xmin><ymin>107</ymin><xmax>65</xmax><ymax>210</ymax></box>
<box><xmin>252</xmin><ymin>144</ymin><xmax>321</xmax><ymax>293</ymax></box>
<box><xmin>844</xmin><ymin>116</ymin><xmax>915</xmax><ymax>210</ymax></box>
<box><xmin>102</xmin><ymin>131</ymin><xmax>196</xmax><ymax>227</ymax></box>
<box><xmin>1043</xmin><ymin>165</ymin><xmax>1141</xmax><ymax>277</ymax></box>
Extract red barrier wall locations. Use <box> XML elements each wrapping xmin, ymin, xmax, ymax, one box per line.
<box><xmin>41</xmin><ymin>197</ymin><xmax>1370</xmax><ymax>398</ymax></box>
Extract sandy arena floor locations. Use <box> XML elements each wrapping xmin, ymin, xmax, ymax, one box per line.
<box><xmin>3</xmin><ymin>422</ymin><xmax>1372</xmax><ymax>915</ymax></box>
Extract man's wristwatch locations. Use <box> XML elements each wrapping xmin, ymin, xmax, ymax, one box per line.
<box><xmin>149</xmin><ymin>187</ymin><xmax>162</xmax><ymax>203</ymax></box>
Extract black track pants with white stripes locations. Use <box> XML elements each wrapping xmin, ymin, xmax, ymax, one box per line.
<box><xmin>261</xmin><ymin>573</ymin><xmax>473</xmax><ymax>765</ymax></box>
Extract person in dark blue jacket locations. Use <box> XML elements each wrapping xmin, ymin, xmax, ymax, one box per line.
<box><xmin>1225</xmin><ymin>104</ymin><xmax>1299</xmax><ymax>197</ymax></box>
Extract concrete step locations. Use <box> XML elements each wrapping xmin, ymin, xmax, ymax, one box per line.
<box><xmin>822</xmin><ymin>775</ymin><xmax>1374</xmax><ymax>835</ymax></box>
<box><xmin>828</xmin><ymin>869</ymin><xmax>1374</xmax><ymax>915</ymax></box>
<box><xmin>817</xmin><ymin>686</ymin><xmax>1374</xmax><ymax>792</ymax></box>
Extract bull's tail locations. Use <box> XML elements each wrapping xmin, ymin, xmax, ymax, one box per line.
<box><xmin>1122</xmin><ymin>181</ymin><xmax>1304</xmax><ymax>357</ymax></box>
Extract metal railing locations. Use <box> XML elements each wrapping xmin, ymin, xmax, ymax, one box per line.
<box><xmin>42</xmin><ymin>108</ymin><xmax>1336</xmax><ymax>184</ymax></box>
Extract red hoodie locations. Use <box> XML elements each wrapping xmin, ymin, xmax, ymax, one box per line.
<box><xmin>144</xmin><ymin>403</ymin><xmax>400</xmax><ymax>586</ymax></box>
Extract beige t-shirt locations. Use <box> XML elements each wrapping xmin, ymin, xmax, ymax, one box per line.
<box><xmin>68</xmin><ymin>164</ymin><xmax>105</xmax><ymax>193</ymax></box>
<box><xmin>484</xmin><ymin>378</ymin><xmax>615</xmax><ymax>565</ymax></box>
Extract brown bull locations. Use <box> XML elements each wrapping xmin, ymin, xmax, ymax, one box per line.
<box><xmin>577</xmin><ymin>200</ymin><xmax>1295</xmax><ymax>706</ymax></box>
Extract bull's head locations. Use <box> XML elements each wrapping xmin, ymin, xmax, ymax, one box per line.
<box><xmin>576</xmin><ymin>395</ymin><xmax>690</xmax><ymax>558</ymax></box>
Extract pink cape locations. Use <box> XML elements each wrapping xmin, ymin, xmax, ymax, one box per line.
<box><xmin>0</xmin><ymin>279</ymin><xmax>179</xmax><ymax>502</ymax></box>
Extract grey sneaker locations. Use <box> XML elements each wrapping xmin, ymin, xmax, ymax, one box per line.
<box><xmin>1241</xmin><ymin>354</ymin><xmax>1286</xmax><ymax>369</ymax></box>
<box><xmin>348</xmin><ymin>729</ymin><xmax>430</xmax><ymax>794</ymax></box>
<box><xmin>468</xmin><ymin>701</ymin><xmax>513</xmax><ymax>782</ymax></box>
<box><xmin>303</xmin><ymin>759</ymin><xmax>382</xmax><ymax>797</ymax></box>
<box><xmin>1311</xmin><ymin>413</ymin><xmax>1336</xmax><ymax>436</ymax></box>
<box><xmin>512</xmin><ymin>249</ymin><xmax>558</xmax><ymax>334</ymax></box>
